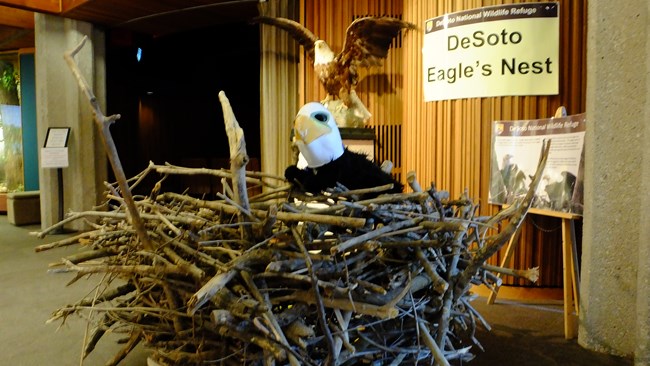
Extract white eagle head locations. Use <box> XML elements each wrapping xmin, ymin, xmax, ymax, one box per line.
<box><xmin>293</xmin><ymin>102</ymin><xmax>344</xmax><ymax>168</ymax></box>
<box><xmin>313</xmin><ymin>40</ymin><xmax>335</xmax><ymax>66</ymax></box>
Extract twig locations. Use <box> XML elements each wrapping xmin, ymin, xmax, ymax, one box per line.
<box><xmin>240</xmin><ymin>271</ymin><xmax>300</xmax><ymax>366</ymax></box>
<box><xmin>292</xmin><ymin>226</ymin><xmax>336</xmax><ymax>366</ymax></box>
<box><xmin>332</xmin><ymin>309</ymin><xmax>354</xmax><ymax>359</ymax></box>
<box><xmin>104</xmin><ymin>329</ymin><xmax>142</xmax><ymax>366</ymax></box>
<box><xmin>50</xmin><ymin>260</ymin><xmax>187</xmax><ymax>278</ymax></box>
<box><xmin>330</xmin><ymin>217</ymin><xmax>422</xmax><ymax>254</ymax></box>
<box><xmin>64</xmin><ymin>35</ymin><xmax>152</xmax><ymax>250</ymax></box>
<box><xmin>406</xmin><ymin>171</ymin><xmax>423</xmax><ymax>192</ymax></box>
<box><xmin>149</xmin><ymin>163</ymin><xmax>268</xmax><ymax>187</ymax></box>
<box><xmin>186</xmin><ymin>270</ymin><xmax>237</xmax><ymax>315</ymax></box>
<box><xmin>418</xmin><ymin>320</ymin><xmax>451</xmax><ymax>366</ymax></box>
<box><xmin>36</xmin><ymin>210</ymin><xmax>206</xmax><ymax>239</ymax></box>
<box><xmin>159</xmin><ymin>192</ymin><xmax>366</xmax><ymax>228</ymax></box>
<box><xmin>481</xmin><ymin>263</ymin><xmax>540</xmax><ymax>283</ymax></box>
<box><xmin>218</xmin><ymin>91</ymin><xmax>253</xmax><ymax>243</ymax></box>
<box><xmin>455</xmin><ymin>140</ymin><xmax>551</xmax><ymax>295</ymax></box>
<box><xmin>34</xmin><ymin>229</ymin><xmax>122</xmax><ymax>251</ymax></box>
<box><xmin>326</xmin><ymin>183</ymin><xmax>395</xmax><ymax>198</ymax></box>
<box><xmin>415</xmin><ymin>248</ymin><xmax>449</xmax><ymax>294</ymax></box>
<box><xmin>437</xmin><ymin>198</ymin><xmax>472</xmax><ymax>347</ymax></box>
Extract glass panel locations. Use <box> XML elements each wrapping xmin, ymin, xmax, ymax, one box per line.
<box><xmin>0</xmin><ymin>52</ymin><xmax>23</xmax><ymax>193</ymax></box>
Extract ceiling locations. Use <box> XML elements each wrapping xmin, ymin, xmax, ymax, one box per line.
<box><xmin>0</xmin><ymin>26</ymin><xmax>33</xmax><ymax>51</ymax></box>
<box><xmin>0</xmin><ymin>6</ymin><xmax>35</xmax><ymax>51</ymax></box>
<box><xmin>0</xmin><ymin>0</ymin><xmax>260</xmax><ymax>52</ymax></box>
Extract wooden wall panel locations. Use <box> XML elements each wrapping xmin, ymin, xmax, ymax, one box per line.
<box><xmin>297</xmin><ymin>0</ymin><xmax>586</xmax><ymax>287</ymax></box>
<box><xmin>402</xmin><ymin>0</ymin><xmax>587</xmax><ymax>286</ymax></box>
<box><xmin>259</xmin><ymin>0</ymin><xmax>300</xmax><ymax>179</ymax></box>
<box><xmin>301</xmin><ymin>0</ymin><xmax>408</xmax><ymax>180</ymax></box>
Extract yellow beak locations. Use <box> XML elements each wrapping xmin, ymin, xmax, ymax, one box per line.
<box><xmin>294</xmin><ymin>113</ymin><xmax>331</xmax><ymax>145</ymax></box>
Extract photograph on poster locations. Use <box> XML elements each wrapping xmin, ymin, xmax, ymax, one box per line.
<box><xmin>488</xmin><ymin>113</ymin><xmax>586</xmax><ymax>215</ymax></box>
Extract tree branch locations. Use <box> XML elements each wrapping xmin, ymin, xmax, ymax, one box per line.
<box><xmin>63</xmin><ymin>35</ymin><xmax>153</xmax><ymax>250</ymax></box>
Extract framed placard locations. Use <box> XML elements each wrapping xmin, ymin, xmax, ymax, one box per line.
<box><xmin>488</xmin><ymin>113</ymin><xmax>586</xmax><ymax>215</ymax></box>
<box><xmin>44</xmin><ymin>127</ymin><xmax>70</xmax><ymax>148</ymax></box>
<box><xmin>42</xmin><ymin>127</ymin><xmax>71</xmax><ymax>168</ymax></box>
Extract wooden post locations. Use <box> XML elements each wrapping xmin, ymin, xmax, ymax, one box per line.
<box><xmin>487</xmin><ymin>207</ymin><xmax>581</xmax><ymax>339</ymax></box>
<box><xmin>561</xmin><ymin>216</ymin><xmax>578</xmax><ymax>339</ymax></box>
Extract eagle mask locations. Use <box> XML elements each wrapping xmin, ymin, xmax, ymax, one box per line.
<box><xmin>292</xmin><ymin>102</ymin><xmax>344</xmax><ymax>168</ymax></box>
<box><xmin>286</xmin><ymin>102</ymin><xmax>404</xmax><ymax>198</ymax></box>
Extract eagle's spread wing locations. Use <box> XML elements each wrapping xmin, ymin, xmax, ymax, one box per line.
<box><xmin>339</xmin><ymin>17</ymin><xmax>417</xmax><ymax>69</ymax></box>
<box><xmin>253</xmin><ymin>16</ymin><xmax>319</xmax><ymax>60</ymax></box>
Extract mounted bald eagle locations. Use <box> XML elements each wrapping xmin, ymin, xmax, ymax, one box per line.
<box><xmin>254</xmin><ymin>15</ymin><xmax>416</xmax><ymax>127</ymax></box>
<box><xmin>285</xmin><ymin>102</ymin><xmax>403</xmax><ymax>198</ymax></box>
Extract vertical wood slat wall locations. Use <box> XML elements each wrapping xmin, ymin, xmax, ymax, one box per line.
<box><xmin>258</xmin><ymin>0</ymin><xmax>300</xmax><ymax>179</ymax></box>
<box><xmin>297</xmin><ymin>0</ymin><xmax>586</xmax><ymax>287</ymax></box>
<box><xmin>300</xmin><ymin>0</ymin><xmax>408</xmax><ymax>181</ymax></box>
<box><xmin>402</xmin><ymin>0</ymin><xmax>587</xmax><ymax>286</ymax></box>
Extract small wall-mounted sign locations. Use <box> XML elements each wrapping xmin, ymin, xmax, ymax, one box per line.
<box><xmin>41</xmin><ymin>127</ymin><xmax>71</xmax><ymax>168</ymax></box>
<box><xmin>44</xmin><ymin>127</ymin><xmax>70</xmax><ymax>148</ymax></box>
<box><xmin>41</xmin><ymin>147</ymin><xmax>69</xmax><ymax>168</ymax></box>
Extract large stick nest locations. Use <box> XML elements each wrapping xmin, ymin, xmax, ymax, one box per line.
<box><xmin>35</xmin><ymin>36</ymin><xmax>550</xmax><ymax>366</ymax></box>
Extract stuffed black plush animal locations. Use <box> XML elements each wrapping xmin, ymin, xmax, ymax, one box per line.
<box><xmin>285</xmin><ymin>102</ymin><xmax>403</xmax><ymax>197</ymax></box>
<box><xmin>285</xmin><ymin>148</ymin><xmax>404</xmax><ymax>195</ymax></box>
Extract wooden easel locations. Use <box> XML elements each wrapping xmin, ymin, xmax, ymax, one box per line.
<box><xmin>486</xmin><ymin>107</ymin><xmax>581</xmax><ymax>340</ymax></box>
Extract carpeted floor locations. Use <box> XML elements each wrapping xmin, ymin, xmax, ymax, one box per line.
<box><xmin>0</xmin><ymin>215</ymin><xmax>149</xmax><ymax>366</ymax></box>
<box><xmin>0</xmin><ymin>215</ymin><xmax>632</xmax><ymax>366</ymax></box>
<box><xmin>467</xmin><ymin>299</ymin><xmax>630</xmax><ymax>366</ymax></box>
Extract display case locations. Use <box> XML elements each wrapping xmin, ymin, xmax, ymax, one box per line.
<box><xmin>0</xmin><ymin>52</ymin><xmax>24</xmax><ymax>207</ymax></box>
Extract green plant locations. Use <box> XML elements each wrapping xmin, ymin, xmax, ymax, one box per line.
<box><xmin>0</xmin><ymin>62</ymin><xmax>17</xmax><ymax>93</ymax></box>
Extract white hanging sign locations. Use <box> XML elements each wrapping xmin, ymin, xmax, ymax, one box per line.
<box><xmin>422</xmin><ymin>3</ymin><xmax>560</xmax><ymax>101</ymax></box>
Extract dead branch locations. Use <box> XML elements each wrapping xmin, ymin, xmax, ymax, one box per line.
<box><xmin>64</xmin><ymin>36</ymin><xmax>152</xmax><ymax>250</ymax></box>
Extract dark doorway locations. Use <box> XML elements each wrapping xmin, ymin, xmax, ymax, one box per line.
<box><xmin>106</xmin><ymin>23</ymin><xmax>260</xmax><ymax>197</ymax></box>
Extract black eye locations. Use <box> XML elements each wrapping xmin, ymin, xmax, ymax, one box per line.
<box><xmin>312</xmin><ymin>112</ymin><xmax>329</xmax><ymax>123</ymax></box>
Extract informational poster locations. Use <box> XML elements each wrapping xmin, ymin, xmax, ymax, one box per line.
<box><xmin>423</xmin><ymin>2</ymin><xmax>559</xmax><ymax>101</ymax></box>
<box><xmin>488</xmin><ymin>113</ymin><xmax>586</xmax><ymax>215</ymax></box>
